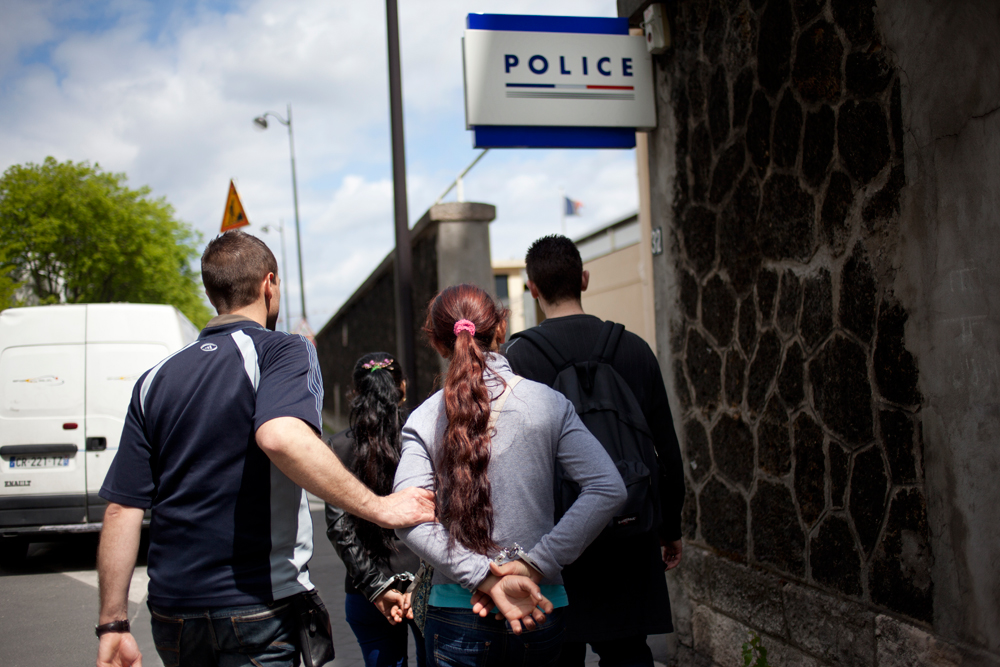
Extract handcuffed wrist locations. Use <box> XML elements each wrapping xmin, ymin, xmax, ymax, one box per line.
<box><xmin>368</xmin><ymin>572</ymin><xmax>415</xmax><ymax>602</ymax></box>
<box><xmin>493</xmin><ymin>543</ymin><xmax>542</xmax><ymax>578</ymax></box>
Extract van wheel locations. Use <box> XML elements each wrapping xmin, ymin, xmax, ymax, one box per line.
<box><xmin>0</xmin><ymin>537</ymin><xmax>29</xmax><ymax>567</ymax></box>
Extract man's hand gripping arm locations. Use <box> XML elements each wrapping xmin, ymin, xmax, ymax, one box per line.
<box><xmin>257</xmin><ymin>416</ymin><xmax>434</xmax><ymax>528</ymax></box>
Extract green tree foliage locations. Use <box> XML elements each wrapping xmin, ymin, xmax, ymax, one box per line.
<box><xmin>0</xmin><ymin>157</ymin><xmax>211</xmax><ymax>326</ymax></box>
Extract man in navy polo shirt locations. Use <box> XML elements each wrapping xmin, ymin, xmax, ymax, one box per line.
<box><xmin>95</xmin><ymin>231</ymin><xmax>434</xmax><ymax>667</ymax></box>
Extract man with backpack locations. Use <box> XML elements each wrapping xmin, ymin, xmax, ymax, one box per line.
<box><xmin>503</xmin><ymin>235</ymin><xmax>684</xmax><ymax>667</ymax></box>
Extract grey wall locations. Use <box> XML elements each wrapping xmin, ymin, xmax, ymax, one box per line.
<box><xmin>432</xmin><ymin>202</ymin><xmax>496</xmax><ymax>375</ymax></box>
<box><xmin>627</xmin><ymin>0</ymin><xmax>1000</xmax><ymax>663</ymax></box>
<box><xmin>879</xmin><ymin>0</ymin><xmax>1000</xmax><ymax>652</ymax></box>
<box><xmin>433</xmin><ymin>202</ymin><xmax>496</xmax><ymax>299</ymax></box>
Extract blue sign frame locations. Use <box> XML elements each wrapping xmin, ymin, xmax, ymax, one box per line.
<box><xmin>467</xmin><ymin>13</ymin><xmax>638</xmax><ymax>149</ymax></box>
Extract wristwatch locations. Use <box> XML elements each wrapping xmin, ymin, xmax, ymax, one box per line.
<box><xmin>95</xmin><ymin>619</ymin><xmax>131</xmax><ymax>638</ymax></box>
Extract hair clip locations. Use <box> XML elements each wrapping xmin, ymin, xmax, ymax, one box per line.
<box><xmin>362</xmin><ymin>358</ymin><xmax>394</xmax><ymax>372</ymax></box>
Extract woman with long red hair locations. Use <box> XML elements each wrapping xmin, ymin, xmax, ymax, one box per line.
<box><xmin>394</xmin><ymin>284</ymin><xmax>626</xmax><ymax>666</ymax></box>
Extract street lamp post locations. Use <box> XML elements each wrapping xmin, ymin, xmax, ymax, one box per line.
<box><xmin>254</xmin><ymin>104</ymin><xmax>307</xmax><ymax>327</ymax></box>
<box><xmin>260</xmin><ymin>221</ymin><xmax>289</xmax><ymax>332</ymax></box>
<box><xmin>385</xmin><ymin>0</ymin><xmax>417</xmax><ymax>404</ymax></box>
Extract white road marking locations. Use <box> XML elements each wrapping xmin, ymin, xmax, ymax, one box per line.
<box><xmin>61</xmin><ymin>566</ymin><xmax>149</xmax><ymax>604</ymax></box>
<box><xmin>307</xmin><ymin>492</ymin><xmax>325</xmax><ymax>512</ymax></box>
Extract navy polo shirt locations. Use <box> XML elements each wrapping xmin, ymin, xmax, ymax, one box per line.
<box><xmin>100</xmin><ymin>315</ymin><xmax>324</xmax><ymax>608</ymax></box>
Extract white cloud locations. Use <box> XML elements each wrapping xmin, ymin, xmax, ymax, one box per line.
<box><xmin>468</xmin><ymin>148</ymin><xmax>640</xmax><ymax>262</ymax></box>
<box><xmin>312</xmin><ymin>175</ymin><xmax>394</xmax><ymax>233</ymax></box>
<box><xmin>0</xmin><ymin>1</ymin><xmax>57</xmax><ymax>79</ymax></box>
<box><xmin>0</xmin><ymin>0</ymin><xmax>639</xmax><ymax>327</ymax></box>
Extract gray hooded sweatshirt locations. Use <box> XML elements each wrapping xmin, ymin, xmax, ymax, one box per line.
<box><xmin>393</xmin><ymin>354</ymin><xmax>626</xmax><ymax>591</ymax></box>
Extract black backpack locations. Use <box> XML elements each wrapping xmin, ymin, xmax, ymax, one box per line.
<box><xmin>510</xmin><ymin>321</ymin><xmax>660</xmax><ymax>541</ymax></box>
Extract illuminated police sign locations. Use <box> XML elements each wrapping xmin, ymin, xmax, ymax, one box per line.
<box><xmin>463</xmin><ymin>14</ymin><xmax>655</xmax><ymax>149</ymax></box>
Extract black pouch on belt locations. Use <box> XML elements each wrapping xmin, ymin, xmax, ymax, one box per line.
<box><xmin>295</xmin><ymin>589</ymin><xmax>335</xmax><ymax>667</ymax></box>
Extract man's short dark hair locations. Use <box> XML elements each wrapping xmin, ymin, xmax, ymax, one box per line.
<box><xmin>201</xmin><ymin>230</ymin><xmax>278</xmax><ymax>313</ymax></box>
<box><xmin>525</xmin><ymin>235</ymin><xmax>583</xmax><ymax>305</ymax></box>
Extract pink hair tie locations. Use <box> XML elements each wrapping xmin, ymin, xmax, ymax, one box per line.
<box><xmin>454</xmin><ymin>319</ymin><xmax>476</xmax><ymax>337</ymax></box>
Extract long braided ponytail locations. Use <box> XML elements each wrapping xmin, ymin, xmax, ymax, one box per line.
<box><xmin>423</xmin><ymin>284</ymin><xmax>509</xmax><ymax>554</ymax></box>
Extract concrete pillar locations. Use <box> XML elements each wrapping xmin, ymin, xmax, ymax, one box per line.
<box><xmin>429</xmin><ymin>202</ymin><xmax>496</xmax><ymax>297</ymax></box>
<box><xmin>424</xmin><ymin>202</ymin><xmax>496</xmax><ymax>377</ymax></box>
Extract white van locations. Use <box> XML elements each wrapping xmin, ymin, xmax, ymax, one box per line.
<box><xmin>0</xmin><ymin>304</ymin><xmax>198</xmax><ymax>562</ymax></box>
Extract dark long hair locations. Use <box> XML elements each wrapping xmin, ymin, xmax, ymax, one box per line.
<box><xmin>349</xmin><ymin>352</ymin><xmax>405</xmax><ymax>562</ymax></box>
<box><xmin>423</xmin><ymin>284</ymin><xmax>509</xmax><ymax>554</ymax></box>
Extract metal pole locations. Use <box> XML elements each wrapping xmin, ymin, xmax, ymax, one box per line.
<box><xmin>286</xmin><ymin>103</ymin><xmax>307</xmax><ymax>326</ymax></box>
<box><xmin>433</xmin><ymin>149</ymin><xmax>489</xmax><ymax>206</ymax></box>
<box><xmin>560</xmin><ymin>187</ymin><xmax>566</xmax><ymax>235</ymax></box>
<box><xmin>262</xmin><ymin>222</ymin><xmax>290</xmax><ymax>332</ymax></box>
<box><xmin>279</xmin><ymin>220</ymin><xmax>290</xmax><ymax>332</ymax></box>
<box><xmin>386</xmin><ymin>0</ymin><xmax>417</xmax><ymax>404</ymax></box>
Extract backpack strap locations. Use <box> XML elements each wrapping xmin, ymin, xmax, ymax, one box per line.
<box><xmin>590</xmin><ymin>320</ymin><xmax>625</xmax><ymax>364</ymax></box>
<box><xmin>487</xmin><ymin>376</ymin><xmax>523</xmax><ymax>431</ymax></box>
<box><xmin>509</xmin><ymin>327</ymin><xmax>569</xmax><ymax>370</ymax></box>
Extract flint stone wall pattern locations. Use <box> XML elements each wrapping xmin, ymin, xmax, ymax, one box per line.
<box><xmin>627</xmin><ymin>0</ymin><xmax>1000</xmax><ymax>663</ymax></box>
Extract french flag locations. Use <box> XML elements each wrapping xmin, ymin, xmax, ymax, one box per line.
<box><xmin>564</xmin><ymin>196</ymin><xmax>583</xmax><ymax>216</ymax></box>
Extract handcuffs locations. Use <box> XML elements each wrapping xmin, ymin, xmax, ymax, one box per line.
<box><xmin>492</xmin><ymin>542</ymin><xmax>541</xmax><ymax>576</ymax></box>
<box><xmin>369</xmin><ymin>571</ymin><xmax>415</xmax><ymax>602</ymax></box>
<box><xmin>372</xmin><ymin>542</ymin><xmax>538</xmax><ymax>603</ymax></box>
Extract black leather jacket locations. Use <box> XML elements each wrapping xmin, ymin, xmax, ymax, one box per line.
<box><xmin>324</xmin><ymin>429</ymin><xmax>418</xmax><ymax>601</ymax></box>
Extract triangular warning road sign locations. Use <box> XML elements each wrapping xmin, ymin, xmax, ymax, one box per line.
<box><xmin>293</xmin><ymin>319</ymin><xmax>316</xmax><ymax>346</ymax></box>
<box><xmin>220</xmin><ymin>180</ymin><xmax>250</xmax><ymax>232</ymax></box>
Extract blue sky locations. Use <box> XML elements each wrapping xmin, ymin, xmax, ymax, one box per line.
<box><xmin>0</xmin><ymin>0</ymin><xmax>640</xmax><ymax>329</ymax></box>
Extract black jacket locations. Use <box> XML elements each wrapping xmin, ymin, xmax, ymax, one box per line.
<box><xmin>324</xmin><ymin>429</ymin><xmax>419</xmax><ymax>601</ymax></box>
<box><xmin>505</xmin><ymin>314</ymin><xmax>683</xmax><ymax>642</ymax></box>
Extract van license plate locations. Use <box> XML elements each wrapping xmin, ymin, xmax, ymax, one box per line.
<box><xmin>8</xmin><ymin>456</ymin><xmax>71</xmax><ymax>469</ymax></box>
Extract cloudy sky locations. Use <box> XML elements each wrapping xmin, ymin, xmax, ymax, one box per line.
<box><xmin>0</xmin><ymin>0</ymin><xmax>640</xmax><ymax>330</ymax></box>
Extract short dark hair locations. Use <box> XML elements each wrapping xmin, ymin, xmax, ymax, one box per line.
<box><xmin>201</xmin><ymin>230</ymin><xmax>278</xmax><ymax>313</ymax></box>
<box><xmin>524</xmin><ymin>235</ymin><xmax>583</xmax><ymax>304</ymax></box>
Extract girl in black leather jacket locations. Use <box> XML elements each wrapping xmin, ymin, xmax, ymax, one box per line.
<box><xmin>325</xmin><ymin>352</ymin><xmax>425</xmax><ymax>667</ymax></box>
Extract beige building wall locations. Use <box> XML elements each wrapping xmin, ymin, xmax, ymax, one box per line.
<box><xmin>496</xmin><ymin>213</ymin><xmax>657</xmax><ymax>348</ymax></box>
<box><xmin>581</xmin><ymin>243</ymin><xmax>655</xmax><ymax>350</ymax></box>
<box><xmin>575</xmin><ymin>212</ymin><xmax>657</xmax><ymax>350</ymax></box>
<box><xmin>492</xmin><ymin>260</ymin><xmax>527</xmax><ymax>335</ymax></box>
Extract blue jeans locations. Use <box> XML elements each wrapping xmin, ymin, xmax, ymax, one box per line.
<box><xmin>148</xmin><ymin>599</ymin><xmax>299</xmax><ymax>667</ymax></box>
<box><xmin>345</xmin><ymin>592</ymin><xmax>426</xmax><ymax>667</ymax></box>
<box><xmin>424</xmin><ymin>606</ymin><xmax>566</xmax><ymax>667</ymax></box>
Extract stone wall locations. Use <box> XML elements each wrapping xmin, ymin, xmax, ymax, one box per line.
<box><xmin>623</xmin><ymin>0</ymin><xmax>1000</xmax><ymax>663</ymax></box>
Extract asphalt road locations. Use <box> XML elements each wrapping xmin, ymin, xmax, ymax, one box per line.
<box><xmin>0</xmin><ymin>502</ymin><xmax>651</xmax><ymax>666</ymax></box>
<box><xmin>0</xmin><ymin>504</ymin><xmax>408</xmax><ymax>667</ymax></box>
